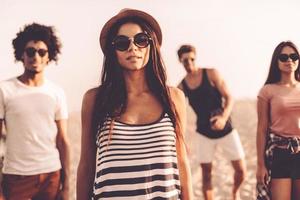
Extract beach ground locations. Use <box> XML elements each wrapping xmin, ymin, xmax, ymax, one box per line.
<box><xmin>1</xmin><ymin>99</ymin><xmax>257</xmax><ymax>200</ymax></box>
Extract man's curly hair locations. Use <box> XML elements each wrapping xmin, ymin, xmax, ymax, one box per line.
<box><xmin>12</xmin><ymin>23</ymin><xmax>62</xmax><ymax>62</ymax></box>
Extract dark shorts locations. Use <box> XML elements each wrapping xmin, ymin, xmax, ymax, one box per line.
<box><xmin>271</xmin><ymin>147</ymin><xmax>300</xmax><ymax>179</ymax></box>
<box><xmin>2</xmin><ymin>170</ymin><xmax>61</xmax><ymax>200</ymax></box>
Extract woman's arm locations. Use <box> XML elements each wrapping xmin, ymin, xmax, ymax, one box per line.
<box><xmin>170</xmin><ymin>87</ymin><xmax>194</xmax><ymax>200</ymax></box>
<box><xmin>256</xmin><ymin>98</ymin><xmax>269</xmax><ymax>185</ymax></box>
<box><xmin>76</xmin><ymin>88</ymin><xmax>98</xmax><ymax>199</ymax></box>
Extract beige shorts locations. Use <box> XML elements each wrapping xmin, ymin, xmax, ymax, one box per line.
<box><xmin>194</xmin><ymin>129</ymin><xmax>245</xmax><ymax>163</ymax></box>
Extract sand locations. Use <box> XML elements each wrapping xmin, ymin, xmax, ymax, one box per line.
<box><xmin>1</xmin><ymin>99</ymin><xmax>258</xmax><ymax>200</ymax></box>
<box><xmin>185</xmin><ymin>100</ymin><xmax>257</xmax><ymax>200</ymax></box>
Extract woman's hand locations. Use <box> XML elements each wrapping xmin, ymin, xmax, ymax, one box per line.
<box><xmin>256</xmin><ymin>164</ymin><xmax>269</xmax><ymax>185</ymax></box>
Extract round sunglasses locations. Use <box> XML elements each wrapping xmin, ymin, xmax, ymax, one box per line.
<box><xmin>278</xmin><ymin>53</ymin><xmax>299</xmax><ymax>62</ymax></box>
<box><xmin>25</xmin><ymin>47</ymin><xmax>48</xmax><ymax>58</ymax></box>
<box><xmin>112</xmin><ymin>32</ymin><xmax>152</xmax><ymax>52</ymax></box>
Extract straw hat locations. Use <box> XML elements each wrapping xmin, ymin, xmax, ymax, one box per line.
<box><xmin>99</xmin><ymin>8</ymin><xmax>162</xmax><ymax>54</ymax></box>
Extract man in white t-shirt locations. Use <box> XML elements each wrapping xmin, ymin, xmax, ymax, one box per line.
<box><xmin>0</xmin><ymin>23</ymin><xmax>70</xmax><ymax>200</ymax></box>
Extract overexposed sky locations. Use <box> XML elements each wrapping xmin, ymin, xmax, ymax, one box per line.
<box><xmin>1</xmin><ymin>0</ymin><xmax>300</xmax><ymax>111</ymax></box>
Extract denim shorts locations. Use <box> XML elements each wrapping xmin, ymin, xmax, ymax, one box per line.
<box><xmin>271</xmin><ymin>147</ymin><xmax>300</xmax><ymax>179</ymax></box>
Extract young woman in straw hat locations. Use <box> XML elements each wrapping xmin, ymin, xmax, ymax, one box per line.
<box><xmin>77</xmin><ymin>8</ymin><xmax>193</xmax><ymax>200</ymax></box>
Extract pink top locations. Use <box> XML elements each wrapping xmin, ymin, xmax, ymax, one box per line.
<box><xmin>258</xmin><ymin>84</ymin><xmax>300</xmax><ymax>137</ymax></box>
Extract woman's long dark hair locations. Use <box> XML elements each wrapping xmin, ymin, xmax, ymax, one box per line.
<box><xmin>92</xmin><ymin>17</ymin><xmax>182</xmax><ymax>142</ymax></box>
<box><xmin>265</xmin><ymin>41</ymin><xmax>300</xmax><ymax>85</ymax></box>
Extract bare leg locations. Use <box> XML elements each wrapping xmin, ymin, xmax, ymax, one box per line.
<box><xmin>292</xmin><ymin>179</ymin><xmax>300</xmax><ymax>200</ymax></box>
<box><xmin>201</xmin><ymin>163</ymin><xmax>213</xmax><ymax>200</ymax></box>
<box><xmin>270</xmin><ymin>178</ymin><xmax>291</xmax><ymax>200</ymax></box>
<box><xmin>231</xmin><ymin>159</ymin><xmax>246</xmax><ymax>200</ymax></box>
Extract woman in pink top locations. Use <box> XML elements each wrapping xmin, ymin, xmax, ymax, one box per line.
<box><xmin>256</xmin><ymin>41</ymin><xmax>300</xmax><ymax>200</ymax></box>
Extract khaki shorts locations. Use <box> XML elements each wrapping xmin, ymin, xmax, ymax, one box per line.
<box><xmin>194</xmin><ymin>129</ymin><xmax>245</xmax><ymax>163</ymax></box>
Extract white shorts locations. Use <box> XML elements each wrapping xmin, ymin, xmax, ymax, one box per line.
<box><xmin>193</xmin><ymin>129</ymin><xmax>245</xmax><ymax>163</ymax></box>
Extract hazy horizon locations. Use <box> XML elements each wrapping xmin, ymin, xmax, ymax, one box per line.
<box><xmin>1</xmin><ymin>0</ymin><xmax>300</xmax><ymax>111</ymax></box>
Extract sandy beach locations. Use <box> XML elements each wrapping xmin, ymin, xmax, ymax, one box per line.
<box><xmin>65</xmin><ymin>99</ymin><xmax>258</xmax><ymax>200</ymax></box>
<box><xmin>185</xmin><ymin>100</ymin><xmax>257</xmax><ymax>200</ymax></box>
<box><xmin>1</xmin><ymin>99</ymin><xmax>257</xmax><ymax>200</ymax></box>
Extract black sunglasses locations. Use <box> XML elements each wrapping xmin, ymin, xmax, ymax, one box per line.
<box><xmin>278</xmin><ymin>53</ymin><xmax>299</xmax><ymax>62</ymax></box>
<box><xmin>183</xmin><ymin>58</ymin><xmax>195</xmax><ymax>64</ymax></box>
<box><xmin>112</xmin><ymin>32</ymin><xmax>152</xmax><ymax>51</ymax></box>
<box><xmin>25</xmin><ymin>47</ymin><xmax>48</xmax><ymax>58</ymax></box>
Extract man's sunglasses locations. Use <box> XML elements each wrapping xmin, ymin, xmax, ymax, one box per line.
<box><xmin>112</xmin><ymin>32</ymin><xmax>152</xmax><ymax>51</ymax></box>
<box><xmin>278</xmin><ymin>53</ymin><xmax>299</xmax><ymax>62</ymax></box>
<box><xmin>25</xmin><ymin>47</ymin><xmax>48</xmax><ymax>58</ymax></box>
<box><xmin>183</xmin><ymin>58</ymin><xmax>195</xmax><ymax>64</ymax></box>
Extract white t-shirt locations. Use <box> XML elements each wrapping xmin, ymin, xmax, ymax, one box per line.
<box><xmin>0</xmin><ymin>77</ymin><xmax>68</xmax><ymax>175</ymax></box>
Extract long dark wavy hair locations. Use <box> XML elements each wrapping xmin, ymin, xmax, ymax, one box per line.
<box><xmin>265</xmin><ymin>41</ymin><xmax>300</xmax><ymax>85</ymax></box>
<box><xmin>92</xmin><ymin>17</ymin><xmax>182</xmax><ymax>141</ymax></box>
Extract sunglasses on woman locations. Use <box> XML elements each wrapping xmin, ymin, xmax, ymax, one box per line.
<box><xmin>112</xmin><ymin>32</ymin><xmax>152</xmax><ymax>51</ymax></box>
<box><xmin>25</xmin><ymin>47</ymin><xmax>48</xmax><ymax>58</ymax></box>
<box><xmin>278</xmin><ymin>53</ymin><xmax>299</xmax><ymax>62</ymax></box>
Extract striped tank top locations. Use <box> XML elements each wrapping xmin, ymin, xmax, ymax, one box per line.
<box><xmin>93</xmin><ymin>113</ymin><xmax>181</xmax><ymax>200</ymax></box>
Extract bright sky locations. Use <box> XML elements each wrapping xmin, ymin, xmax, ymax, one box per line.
<box><xmin>1</xmin><ymin>0</ymin><xmax>300</xmax><ymax>111</ymax></box>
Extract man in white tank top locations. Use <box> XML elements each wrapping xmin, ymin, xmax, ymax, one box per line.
<box><xmin>0</xmin><ymin>23</ymin><xmax>70</xmax><ymax>200</ymax></box>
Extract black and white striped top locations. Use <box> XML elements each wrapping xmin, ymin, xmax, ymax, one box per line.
<box><xmin>93</xmin><ymin>113</ymin><xmax>181</xmax><ymax>200</ymax></box>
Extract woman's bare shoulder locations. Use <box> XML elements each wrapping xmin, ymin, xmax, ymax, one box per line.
<box><xmin>85</xmin><ymin>87</ymin><xmax>98</xmax><ymax>97</ymax></box>
<box><xmin>82</xmin><ymin>87</ymin><xmax>99</xmax><ymax>109</ymax></box>
<box><xmin>168</xmin><ymin>87</ymin><xmax>185</xmax><ymax>104</ymax></box>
